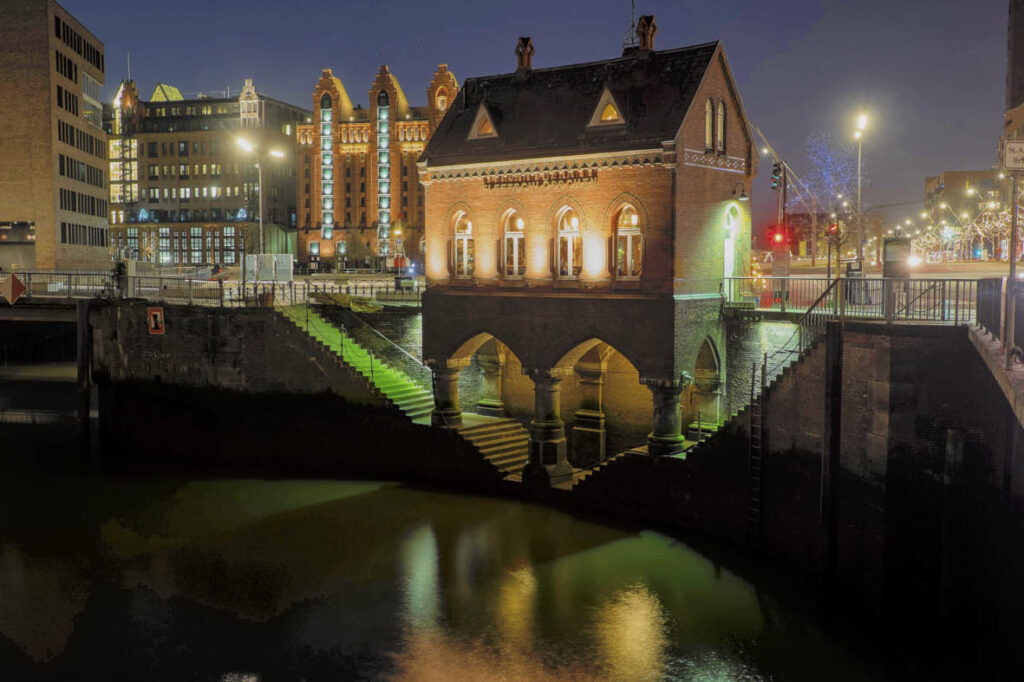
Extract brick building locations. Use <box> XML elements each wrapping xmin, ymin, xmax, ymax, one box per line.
<box><xmin>294</xmin><ymin>65</ymin><xmax>458</xmax><ymax>271</ymax></box>
<box><xmin>0</xmin><ymin>0</ymin><xmax>107</xmax><ymax>269</ymax></box>
<box><xmin>103</xmin><ymin>79</ymin><xmax>309</xmax><ymax>268</ymax></box>
<box><xmin>420</xmin><ymin>18</ymin><xmax>757</xmax><ymax>483</ymax></box>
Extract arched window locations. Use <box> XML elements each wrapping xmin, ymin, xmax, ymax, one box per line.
<box><xmin>453</xmin><ymin>213</ymin><xmax>474</xmax><ymax>278</ymax></box>
<box><xmin>503</xmin><ymin>209</ymin><xmax>525</xmax><ymax>277</ymax></box>
<box><xmin>320</xmin><ymin>93</ymin><xmax>332</xmax><ymax>111</ymax></box>
<box><xmin>557</xmin><ymin>207</ymin><xmax>582</xmax><ymax>278</ymax></box>
<box><xmin>436</xmin><ymin>88</ymin><xmax>448</xmax><ymax>112</ymax></box>
<box><xmin>377</xmin><ymin>90</ymin><xmax>389</xmax><ymax>107</ymax></box>
<box><xmin>716</xmin><ymin>102</ymin><xmax>726</xmax><ymax>153</ymax></box>
<box><xmin>615</xmin><ymin>204</ymin><xmax>642</xmax><ymax>278</ymax></box>
<box><xmin>705</xmin><ymin>99</ymin><xmax>714</xmax><ymax>152</ymax></box>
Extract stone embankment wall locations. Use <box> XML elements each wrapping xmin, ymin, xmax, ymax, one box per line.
<box><xmin>576</xmin><ymin>322</ymin><xmax>1023</xmax><ymax>616</ymax></box>
<box><xmin>87</xmin><ymin>301</ymin><xmax>502</xmax><ymax>489</ymax></box>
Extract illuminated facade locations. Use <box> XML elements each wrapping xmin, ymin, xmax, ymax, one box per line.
<box><xmin>103</xmin><ymin>79</ymin><xmax>309</xmax><ymax>267</ymax></box>
<box><xmin>295</xmin><ymin>65</ymin><xmax>458</xmax><ymax>271</ymax></box>
<box><xmin>421</xmin><ymin>22</ymin><xmax>757</xmax><ymax>482</ymax></box>
<box><xmin>0</xmin><ymin>0</ymin><xmax>107</xmax><ymax>268</ymax></box>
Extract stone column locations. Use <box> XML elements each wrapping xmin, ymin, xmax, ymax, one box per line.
<box><xmin>523</xmin><ymin>368</ymin><xmax>573</xmax><ymax>485</ymax></box>
<box><xmin>644</xmin><ymin>373</ymin><xmax>691</xmax><ymax>456</ymax></box>
<box><xmin>570</xmin><ymin>360</ymin><xmax>606</xmax><ymax>467</ymax></box>
<box><xmin>430</xmin><ymin>358</ymin><xmax>469</xmax><ymax>428</ymax></box>
<box><xmin>476</xmin><ymin>346</ymin><xmax>506</xmax><ymax>417</ymax></box>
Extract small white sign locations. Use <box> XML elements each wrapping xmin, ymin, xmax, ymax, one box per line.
<box><xmin>1005</xmin><ymin>141</ymin><xmax>1024</xmax><ymax>170</ymax></box>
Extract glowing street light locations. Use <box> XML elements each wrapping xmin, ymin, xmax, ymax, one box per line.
<box><xmin>853</xmin><ymin>112</ymin><xmax>868</xmax><ymax>261</ymax></box>
<box><xmin>237</xmin><ymin>138</ymin><xmax>286</xmax><ymax>255</ymax></box>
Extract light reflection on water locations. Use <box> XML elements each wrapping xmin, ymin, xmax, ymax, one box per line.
<box><xmin>0</xmin><ymin>475</ymin><xmax>877</xmax><ymax>680</ymax></box>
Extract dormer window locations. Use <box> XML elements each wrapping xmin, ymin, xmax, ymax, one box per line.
<box><xmin>588</xmin><ymin>88</ymin><xmax>625</xmax><ymax>128</ymax></box>
<box><xmin>467</xmin><ymin>104</ymin><xmax>498</xmax><ymax>140</ymax></box>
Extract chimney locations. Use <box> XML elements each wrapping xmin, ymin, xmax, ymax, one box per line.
<box><xmin>636</xmin><ymin>15</ymin><xmax>657</xmax><ymax>51</ymax></box>
<box><xmin>515</xmin><ymin>37</ymin><xmax>535</xmax><ymax>72</ymax></box>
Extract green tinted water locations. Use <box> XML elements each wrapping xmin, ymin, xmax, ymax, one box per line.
<box><xmin>0</xmin><ymin>474</ymin><xmax>882</xmax><ymax>680</ymax></box>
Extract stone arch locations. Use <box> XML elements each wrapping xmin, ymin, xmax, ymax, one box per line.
<box><xmin>492</xmin><ymin>199</ymin><xmax>529</xmax><ymax>231</ymax></box>
<box><xmin>550</xmin><ymin>337</ymin><xmax>652</xmax><ymax>464</ymax></box>
<box><xmin>545</xmin><ymin>195</ymin><xmax>587</xmax><ymax>233</ymax></box>
<box><xmin>602</xmin><ymin>191</ymin><xmax>650</xmax><ymax>232</ymax></box>
<box><xmin>450</xmin><ymin>330</ymin><xmax>521</xmax><ymax>364</ymax></box>
<box><xmin>442</xmin><ymin>202</ymin><xmax>479</xmax><ymax>237</ymax></box>
<box><xmin>693</xmin><ymin>337</ymin><xmax>721</xmax><ymax>393</ymax></box>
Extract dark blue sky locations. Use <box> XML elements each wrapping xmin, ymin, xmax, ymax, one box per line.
<box><xmin>63</xmin><ymin>0</ymin><xmax>1008</xmax><ymax>229</ymax></box>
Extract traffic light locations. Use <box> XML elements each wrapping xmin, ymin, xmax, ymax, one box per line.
<box><xmin>773</xmin><ymin>231</ymin><xmax>785</xmax><ymax>245</ymax></box>
<box><xmin>770</xmin><ymin>161</ymin><xmax>782</xmax><ymax>191</ymax></box>
<box><xmin>827</xmin><ymin>222</ymin><xmax>839</xmax><ymax>237</ymax></box>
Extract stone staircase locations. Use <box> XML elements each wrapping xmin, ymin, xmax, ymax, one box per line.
<box><xmin>277</xmin><ymin>305</ymin><xmax>434</xmax><ymax>421</ymax></box>
<box><xmin>277</xmin><ymin>305</ymin><xmax>531</xmax><ymax>478</ymax></box>
<box><xmin>457</xmin><ymin>418</ymin><xmax>530</xmax><ymax>476</ymax></box>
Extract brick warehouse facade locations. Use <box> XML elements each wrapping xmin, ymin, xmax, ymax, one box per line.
<box><xmin>294</xmin><ymin>65</ymin><xmax>458</xmax><ymax>272</ymax></box>
<box><xmin>420</xmin><ymin>18</ymin><xmax>757</xmax><ymax>483</ymax></box>
<box><xmin>0</xmin><ymin>0</ymin><xmax>107</xmax><ymax>269</ymax></box>
<box><xmin>103</xmin><ymin>79</ymin><xmax>309</xmax><ymax>268</ymax></box>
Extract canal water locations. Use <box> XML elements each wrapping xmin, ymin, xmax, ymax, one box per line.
<box><xmin>0</xmin><ymin>459</ymin><xmax>896</xmax><ymax>682</ymax></box>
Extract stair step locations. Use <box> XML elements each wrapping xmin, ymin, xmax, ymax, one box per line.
<box><xmin>467</xmin><ymin>430</ymin><xmax>529</xmax><ymax>446</ymax></box>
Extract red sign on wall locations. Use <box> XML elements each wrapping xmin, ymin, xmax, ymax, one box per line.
<box><xmin>147</xmin><ymin>307</ymin><xmax>165</xmax><ymax>335</ymax></box>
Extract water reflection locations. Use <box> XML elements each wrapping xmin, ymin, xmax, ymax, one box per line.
<box><xmin>593</xmin><ymin>582</ymin><xmax>668</xmax><ymax>680</ymax></box>
<box><xmin>0</xmin><ymin>474</ymin><xmax>880</xmax><ymax>679</ymax></box>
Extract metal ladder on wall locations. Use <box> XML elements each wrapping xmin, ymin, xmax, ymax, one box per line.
<box><xmin>747</xmin><ymin>355</ymin><xmax>767</xmax><ymax>545</ymax></box>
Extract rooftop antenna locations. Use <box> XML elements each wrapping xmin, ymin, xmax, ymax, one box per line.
<box><xmin>126</xmin><ymin>52</ymin><xmax>131</xmax><ymax>81</ymax></box>
<box><xmin>622</xmin><ymin>0</ymin><xmax>639</xmax><ymax>50</ymax></box>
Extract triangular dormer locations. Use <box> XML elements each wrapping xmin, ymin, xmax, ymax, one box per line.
<box><xmin>467</xmin><ymin>103</ymin><xmax>498</xmax><ymax>140</ymax></box>
<box><xmin>588</xmin><ymin>88</ymin><xmax>625</xmax><ymax>128</ymax></box>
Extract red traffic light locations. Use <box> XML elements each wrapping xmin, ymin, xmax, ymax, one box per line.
<box><xmin>773</xmin><ymin>232</ymin><xmax>784</xmax><ymax>243</ymax></box>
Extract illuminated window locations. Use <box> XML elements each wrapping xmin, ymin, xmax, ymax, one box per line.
<box><xmin>309</xmin><ymin>240</ymin><xmax>320</xmax><ymax>256</ymax></box>
<box><xmin>557</xmin><ymin>207</ymin><xmax>582</xmax><ymax>278</ymax></box>
<box><xmin>436</xmin><ymin>89</ymin><xmax>448</xmax><ymax>111</ymax></box>
<box><xmin>615</xmin><ymin>205</ymin><xmax>642</xmax><ymax>278</ymax></box>
<box><xmin>503</xmin><ymin>209</ymin><xmax>525</xmax><ymax>277</ymax></box>
<box><xmin>705</xmin><ymin>99</ymin><xmax>714</xmax><ymax>151</ymax></box>
<box><xmin>716</xmin><ymin>102</ymin><xmax>726</xmax><ymax>153</ymax></box>
<box><xmin>453</xmin><ymin>212</ymin><xmax>474</xmax><ymax>278</ymax></box>
<box><xmin>377</xmin><ymin>90</ymin><xmax>391</xmax><ymax>256</ymax></box>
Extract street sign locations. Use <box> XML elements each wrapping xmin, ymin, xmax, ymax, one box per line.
<box><xmin>1004</xmin><ymin>141</ymin><xmax>1024</xmax><ymax>170</ymax></box>
<box><xmin>0</xmin><ymin>274</ymin><xmax>26</xmax><ymax>305</ymax></box>
<box><xmin>147</xmin><ymin>307</ymin><xmax>165</xmax><ymax>335</ymax></box>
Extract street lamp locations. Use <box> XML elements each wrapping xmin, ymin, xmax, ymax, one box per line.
<box><xmin>853</xmin><ymin>113</ymin><xmax>868</xmax><ymax>262</ymax></box>
<box><xmin>237</xmin><ymin>138</ymin><xmax>285</xmax><ymax>256</ymax></box>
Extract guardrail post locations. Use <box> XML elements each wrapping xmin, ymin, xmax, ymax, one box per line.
<box><xmin>218</xmin><ymin>279</ymin><xmax>224</xmax><ymax>307</ymax></box>
<box><xmin>838</xmin><ymin>277</ymin><xmax>846</xmax><ymax>322</ymax></box>
<box><xmin>955</xmin><ymin>280</ymin><xmax>960</xmax><ymax>326</ymax></box>
<box><xmin>188</xmin><ymin>279</ymin><xmax>193</xmax><ymax>305</ymax></box>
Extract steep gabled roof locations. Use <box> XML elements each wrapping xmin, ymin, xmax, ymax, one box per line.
<box><xmin>150</xmin><ymin>82</ymin><xmax>183</xmax><ymax>102</ymax></box>
<box><xmin>423</xmin><ymin>41</ymin><xmax>719</xmax><ymax>166</ymax></box>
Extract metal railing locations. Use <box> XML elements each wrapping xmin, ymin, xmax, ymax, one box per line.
<box><xmin>724</xmin><ymin>277</ymin><xmax>978</xmax><ymax>325</ymax></box>
<box><xmin>8</xmin><ymin>270</ymin><xmax>423</xmax><ymax>308</ymax></box>
<box><xmin>315</xmin><ymin>305</ymin><xmax>432</xmax><ymax>391</ymax></box>
<box><xmin>977</xmin><ymin>278</ymin><xmax>1003</xmax><ymax>337</ymax></box>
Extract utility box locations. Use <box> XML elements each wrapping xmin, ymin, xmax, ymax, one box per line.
<box><xmin>244</xmin><ymin>254</ymin><xmax>294</xmax><ymax>282</ymax></box>
<box><xmin>883</xmin><ymin>237</ymin><xmax>912</xmax><ymax>279</ymax></box>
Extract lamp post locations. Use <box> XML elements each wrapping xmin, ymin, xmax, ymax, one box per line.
<box><xmin>237</xmin><ymin>138</ymin><xmax>285</xmax><ymax>256</ymax></box>
<box><xmin>853</xmin><ymin>113</ymin><xmax>868</xmax><ymax>263</ymax></box>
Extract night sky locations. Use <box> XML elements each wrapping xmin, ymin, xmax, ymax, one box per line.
<box><xmin>62</xmin><ymin>0</ymin><xmax>1008</xmax><ymax>230</ymax></box>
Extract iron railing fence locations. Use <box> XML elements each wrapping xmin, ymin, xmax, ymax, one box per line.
<box><xmin>724</xmin><ymin>277</ymin><xmax>978</xmax><ymax>325</ymax></box>
<box><xmin>7</xmin><ymin>271</ymin><xmax>424</xmax><ymax>307</ymax></box>
<box><xmin>977</xmin><ymin>278</ymin><xmax>1003</xmax><ymax>337</ymax></box>
<box><xmin>315</xmin><ymin>305</ymin><xmax>432</xmax><ymax>392</ymax></box>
